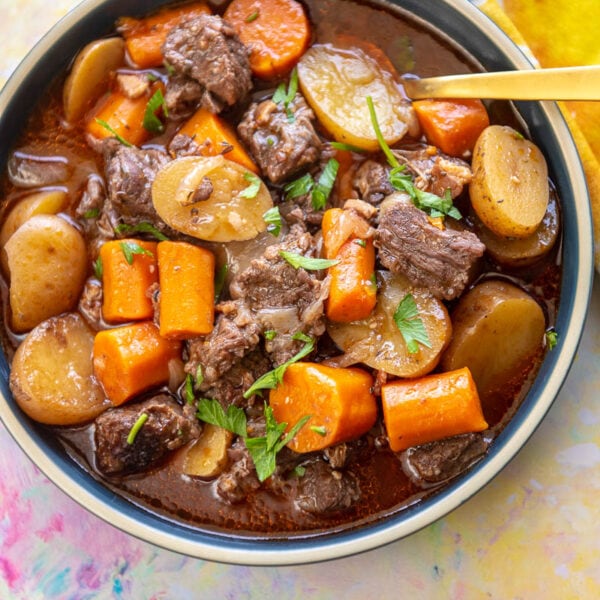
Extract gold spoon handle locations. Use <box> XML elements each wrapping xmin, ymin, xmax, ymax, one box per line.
<box><xmin>402</xmin><ymin>65</ymin><xmax>600</xmax><ymax>101</ymax></box>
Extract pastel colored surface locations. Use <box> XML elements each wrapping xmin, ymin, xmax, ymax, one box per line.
<box><xmin>1</xmin><ymin>1</ymin><xmax>600</xmax><ymax>599</ymax></box>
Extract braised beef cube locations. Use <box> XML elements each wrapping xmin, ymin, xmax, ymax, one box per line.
<box><xmin>237</xmin><ymin>94</ymin><xmax>322</xmax><ymax>183</ymax></box>
<box><xmin>216</xmin><ymin>437</ymin><xmax>260</xmax><ymax>504</ymax></box>
<box><xmin>102</xmin><ymin>143</ymin><xmax>171</xmax><ymax>233</ymax></box>
<box><xmin>94</xmin><ymin>394</ymin><xmax>200</xmax><ymax>475</ymax></box>
<box><xmin>296</xmin><ymin>460</ymin><xmax>361</xmax><ymax>514</ymax></box>
<box><xmin>162</xmin><ymin>15</ymin><xmax>251</xmax><ymax>115</ymax></box>
<box><xmin>354</xmin><ymin>159</ymin><xmax>395</xmax><ymax>205</ymax></box>
<box><xmin>403</xmin><ymin>432</ymin><xmax>490</xmax><ymax>484</ymax></box>
<box><xmin>375</xmin><ymin>193</ymin><xmax>485</xmax><ymax>300</ymax></box>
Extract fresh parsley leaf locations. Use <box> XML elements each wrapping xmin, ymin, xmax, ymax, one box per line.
<box><xmin>312</xmin><ymin>158</ymin><xmax>339</xmax><ymax>210</ymax></box>
<box><xmin>393</xmin><ymin>294</ymin><xmax>432</xmax><ymax>354</ymax></box>
<box><xmin>184</xmin><ymin>374</ymin><xmax>195</xmax><ymax>405</ymax></box>
<box><xmin>143</xmin><ymin>88</ymin><xmax>168</xmax><ymax>134</ymax></box>
<box><xmin>115</xmin><ymin>221</ymin><xmax>169</xmax><ymax>241</ymax></box>
<box><xmin>93</xmin><ymin>257</ymin><xmax>103</xmax><ymax>280</ymax></box>
<box><xmin>239</xmin><ymin>172</ymin><xmax>262</xmax><ymax>199</ymax></box>
<box><xmin>264</xmin><ymin>329</ymin><xmax>277</xmax><ymax>340</ymax></box>
<box><xmin>245</xmin><ymin>10</ymin><xmax>259</xmax><ymax>22</ymax></box>
<box><xmin>120</xmin><ymin>241</ymin><xmax>154</xmax><ymax>265</ymax></box>
<box><xmin>243</xmin><ymin>335</ymin><xmax>315</xmax><ymax>398</ymax></box>
<box><xmin>94</xmin><ymin>118</ymin><xmax>133</xmax><ymax>147</ymax></box>
<box><xmin>262</xmin><ymin>206</ymin><xmax>282</xmax><ymax>236</ymax></box>
<box><xmin>279</xmin><ymin>250</ymin><xmax>339</xmax><ymax>271</ymax></box>
<box><xmin>196</xmin><ymin>398</ymin><xmax>248</xmax><ymax>438</ymax></box>
<box><xmin>329</xmin><ymin>141</ymin><xmax>366</xmax><ymax>153</ymax></box>
<box><xmin>272</xmin><ymin>68</ymin><xmax>298</xmax><ymax>122</ymax></box>
<box><xmin>127</xmin><ymin>413</ymin><xmax>149</xmax><ymax>445</ymax></box>
<box><xmin>366</xmin><ymin>95</ymin><xmax>400</xmax><ymax>169</ymax></box>
<box><xmin>293</xmin><ymin>465</ymin><xmax>306</xmax><ymax>477</ymax></box>
<box><xmin>284</xmin><ymin>172</ymin><xmax>314</xmax><ymax>199</ymax></box>
<box><xmin>546</xmin><ymin>329</ymin><xmax>558</xmax><ymax>350</ymax></box>
<box><xmin>214</xmin><ymin>263</ymin><xmax>228</xmax><ymax>302</ymax></box>
<box><xmin>195</xmin><ymin>365</ymin><xmax>204</xmax><ymax>387</ymax></box>
<box><xmin>83</xmin><ymin>208</ymin><xmax>100</xmax><ymax>219</ymax></box>
<box><xmin>310</xmin><ymin>425</ymin><xmax>327</xmax><ymax>436</ymax></box>
<box><xmin>354</xmin><ymin>238</ymin><xmax>367</xmax><ymax>248</ymax></box>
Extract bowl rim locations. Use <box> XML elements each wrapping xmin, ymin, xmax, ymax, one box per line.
<box><xmin>0</xmin><ymin>0</ymin><xmax>593</xmax><ymax>566</ymax></box>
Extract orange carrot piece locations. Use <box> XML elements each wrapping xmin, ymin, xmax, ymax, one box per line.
<box><xmin>86</xmin><ymin>90</ymin><xmax>151</xmax><ymax>146</ymax></box>
<box><xmin>269</xmin><ymin>362</ymin><xmax>377</xmax><ymax>453</ymax></box>
<box><xmin>93</xmin><ymin>321</ymin><xmax>182</xmax><ymax>405</ymax></box>
<box><xmin>412</xmin><ymin>99</ymin><xmax>490</xmax><ymax>157</ymax></box>
<box><xmin>157</xmin><ymin>241</ymin><xmax>215</xmax><ymax>339</ymax></box>
<box><xmin>224</xmin><ymin>0</ymin><xmax>311</xmax><ymax>79</ymax></box>
<box><xmin>118</xmin><ymin>3</ymin><xmax>212</xmax><ymax>68</ymax></box>
<box><xmin>177</xmin><ymin>107</ymin><xmax>258</xmax><ymax>173</ymax></box>
<box><xmin>100</xmin><ymin>239</ymin><xmax>158</xmax><ymax>323</ymax></box>
<box><xmin>381</xmin><ymin>367</ymin><xmax>488</xmax><ymax>452</ymax></box>
<box><xmin>322</xmin><ymin>208</ymin><xmax>376</xmax><ymax>322</ymax></box>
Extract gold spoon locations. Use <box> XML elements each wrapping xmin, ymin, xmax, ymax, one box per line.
<box><xmin>402</xmin><ymin>65</ymin><xmax>600</xmax><ymax>101</ymax></box>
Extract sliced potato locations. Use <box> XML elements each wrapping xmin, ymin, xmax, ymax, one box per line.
<box><xmin>5</xmin><ymin>214</ymin><xmax>87</xmax><ymax>332</ymax></box>
<box><xmin>328</xmin><ymin>271</ymin><xmax>451</xmax><ymax>378</ymax></box>
<box><xmin>469</xmin><ymin>125</ymin><xmax>549</xmax><ymax>238</ymax></box>
<box><xmin>63</xmin><ymin>37</ymin><xmax>125</xmax><ymax>122</ymax></box>
<box><xmin>152</xmin><ymin>156</ymin><xmax>273</xmax><ymax>242</ymax></box>
<box><xmin>182</xmin><ymin>424</ymin><xmax>233</xmax><ymax>478</ymax></box>
<box><xmin>10</xmin><ymin>313</ymin><xmax>109</xmax><ymax>425</ymax></box>
<box><xmin>472</xmin><ymin>190</ymin><xmax>559</xmax><ymax>268</ymax></box>
<box><xmin>297</xmin><ymin>44</ymin><xmax>414</xmax><ymax>151</ymax></box>
<box><xmin>0</xmin><ymin>189</ymin><xmax>68</xmax><ymax>251</ymax></box>
<box><xmin>441</xmin><ymin>279</ymin><xmax>546</xmax><ymax>395</ymax></box>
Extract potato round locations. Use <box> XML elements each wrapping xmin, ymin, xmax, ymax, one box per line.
<box><xmin>63</xmin><ymin>37</ymin><xmax>125</xmax><ymax>122</ymax></box>
<box><xmin>441</xmin><ymin>280</ymin><xmax>546</xmax><ymax>395</ymax></box>
<box><xmin>328</xmin><ymin>271</ymin><xmax>452</xmax><ymax>378</ymax></box>
<box><xmin>9</xmin><ymin>313</ymin><xmax>109</xmax><ymax>425</ymax></box>
<box><xmin>152</xmin><ymin>156</ymin><xmax>273</xmax><ymax>242</ymax></box>
<box><xmin>182</xmin><ymin>424</ymin><xmax>233</xmax><ymax>479</ymax></box>
<box><xmin>297</xmin><ymin>44</ymin><xmax>414</xmax><ymax>151</ymax></box>
<box><xmin>5</xmin><ymin>214</ymin><xmax>87</xmax><ymax>332</ymax></box>
<box><xmin>470</xmin><ymin>125</ymin><xmax>549</xmax><ymax>238</ymax></box>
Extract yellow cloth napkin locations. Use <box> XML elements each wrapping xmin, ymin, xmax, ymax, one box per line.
<box><xmin>476</xmin><ymin>0</ymin><xmax>600</xmax><ymax>271</ymax></box>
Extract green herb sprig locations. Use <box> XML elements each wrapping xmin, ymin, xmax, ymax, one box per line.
<box><xmin>283</xmin><ymin>158</ymin><xmax>339</xmax><ymax>211</ymax></box>
<box><xmin>262</xmin><ymin>206</ymin><xmax>282</xmax><ymax>236</ymax></box>
<box><xmin>279</xmin><ymin>250</ymin><xmax>339</xmax><ymax>271</ymax></box>
<box><xmin>95</xmin><ymin>118</ymin><xmax>133</xmax><ymax>147</ymax></box>
<box><xmin>393</xmin><ymin>293</ymin><xmax>432</xmax><ymax>354</ymax></box>
<box><xmin>115</xmin><ymin>221</ymin><xmax>169</xmax><ymax>241</ymax></box>
<box><xmin>239</xmin><ymin>172</ymin><xmax>262</xmax><ymax>199</ymax></box>
<box><xmin>119</xmin><ymin>241</ymin><xmax>154</xmax><ymax>264</ymax></box>
<box><xmin>272</xmin><ymin>68</ymin><xmax>298</xmax><ymax>122</ymax></box>
<box><xmin>143</xmin><ymin>88</ymin><xmax>168</xmax><ymax>134</ymax></box>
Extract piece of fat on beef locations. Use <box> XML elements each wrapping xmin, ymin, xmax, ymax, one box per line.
<box><xmin>237</xmin><ymin>94</ymin><xmax>322</xmax><ymax>184</ymax></box>
<box><xmin>375</xmin><ymin>192</ymin><xmax>485</xmax><ymax>300</ymax></box>
<box><xmin>94</xmin><ymin>394</ymin><xmax>201</xmax><ymax>475</ymax></box>
<box><xmin>162</xmin><ymin>14</ymin><xmax>251</xmax><ymax>116</ymax></box>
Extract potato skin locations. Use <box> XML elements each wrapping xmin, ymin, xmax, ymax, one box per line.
<box><xmin>10</xmin><ymin>313</ymin><xmax>109</xmax><ymax>425</ymax></box>
<box><xmin>470</xmin><ymin>125</ymin><xmax>549</xmax><ymax>238</ymax></box>
<box><xmin>5</xmin><ymin>214</ymin><xmax>87</xmax><ymax>332</ymax></box>
<box><xmin>441</xmin><ymin>280</ymin><xmax>546</xmax><ymax>396</ymax></box>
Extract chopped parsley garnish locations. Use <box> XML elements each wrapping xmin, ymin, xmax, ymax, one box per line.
<box><xmin>245</xmin><ymin>10</ymin><xmax>259</xmax><ymax>22</ymax></box>
<box><xmin>310</xmin><ymin>425</ymin><xmax>327</xmax><ymax>436</ymax></box>
<box><xmin>329</xmin><ymin>141</ymin><xmax>366</xmax><ymax>153</ymax></box>
<box><xmin>83</xmin><ymin>208</ymin><xmax>100</xmax><ymax>219</ymax></box>
<box><xmin>546</xmin><ymin>328</ymin><xmax>558</xmax><ymax>350</ymax></box>
<box><xmin>272</xmin><ymin>68</ymin><xmax>298</xmax><ymax>122</ymax></box>
<box><xmin>243</xmin><ymin>333</ymin><xmax>315</xmax><ymax>398</ymax></box>
<box><xmin>127</xmin><ymin>413</ymin><xmax>149</xmax><ymax>445</ymax></box>
<box><xmin>283</xmin><ymin>159</ymin><xmax>339</xmax><ymax>211</ymax></box>
<box><xmin>195</xmin><ymin>365</ymin><xmax>204</xmax><ymax>387</ymax></box>
<box><xmin>119</xmin><ymin>241</ymin><xmax>154</xmax><ymax>265</ymax></box>
<box><xmin>366</xmin><ymin>95</ymin><xmax>461</xmax><ymax>220</ymax></box>
<box><xmin>115</xmin><ymin>221</ymin><xmax>169</xmax><ymax>241</ymax></box>
<box><xmin>284</xmin><ymin>173</ymin><xmax>314</xmax><ymax>199</ymax></box>
<box><xmin>195</xmin><ymin>399</ymin><xmax>310</xmax><ymax>482</ymax></box>
<box><xmin>94</xmin><ymin>118</ymin><xmax>133</xmax><ymax>147</ymax></box>
<box><xmin>354</xmin><ymin>238</ymin><xmax>367</xmax><ymax>248</ymax></box>
<box><xmin>239</xmin><ymin>172</ymin><xmax>262</xmax><ymax>199</ymax></box>
<box><xmin>214</xmin><ymin>263</ymin><xmax>228</xmax><ymax>302</ymax></box>
<box><xmin>93</xmin><ymin>256</ymin><xmax>103</xmax><ymax>280</ymax></box>
<box><xmin>279</xmin><ymin>250</ymin><xmax>339</xmax><ymax>271</ymax></box>
<box><xmin>184</xmin><ymin>374</ymin><xmax>195</xmax><ymax>405</ymax></box>
<box><xmin>143</xmin><ymin>88</ymin><xmax>168</xmax><ymax>134</ymax></box>
<box><xmin>163</xmin><ymin>61</ymin><xmax>176</xmax><ymax>76</ymax></box>
<box><xmin>263</xmin><ymin>206</ymin><xmax>282</xmax><ymax>236</ymax></box>
<box><xmin>264</xmin><ymin>329</ymin><xmax>277</xmax><ymax>341</ymax></box>
<box><xmin>393</xmin><ymin>293</ymin><xmax>432</xmax><ymax>354</ymax></box>
<box><xmin>293</xmin><ymin>465</ymin><xmax>306</xmax><ymax>478</ymax></box>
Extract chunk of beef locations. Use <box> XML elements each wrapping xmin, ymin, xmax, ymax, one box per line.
<box><xmin>354</xmin><ymin>159</ymin><xmax>395</xmax><ymax>205</ymax></box>
<box><xmin>162</xmin><ymin>15</ymin><xmax>251</xmax><ymax>116</ymax></box>
<box><xmin>216</xmin><ymin>437</ymin><xmax>260</xmax><ymax>504</ymax></box>
<box><xmin>102</xmin><ymin>143</ymin><xmax>171</xmax><ymax>232</ymax></box>
<box><xmin>230</xmin><ymin>225</ymin><xmax>329</xmax><ymax>364</ymax></box>
<box><xmin>238</xmin><ymin>94</ymin><xmax>322</xmax><ymax>183</ymax></box>
<box><xmin>94</xmin><ymin>394</ymin><xmax>201</xmax><ymax>475</ymax></box>
<box><xmin>185</xmin><ymin>300</ymin><xmax>261</xmax><ymax>387</ymax></box>
<box><xmin>76</xmin><ymin>175</ymin><xmax>105</xmax><ymax>220</ymax></box>
<box><xmin>7</xmin><ymin>152</ymin><xmax>71</xmax><ymax>188</ymax></box>
<box><xmin>296</xmin><ymin>460</ymin><xmax>361</xmax><ymax>514</ymax></box>
<box><xmin>375</xmin><ymin>193</ymin><xmax>485</xmax><ymax>300</ymax></box>
<box><xmin>402</xmin><ymin>432</ymin><xmax>490</xmax><ymax>485</ymax></box>
<box><xmin>78</xmin><ymin>278</ymin><xmax>103</xmax><ymax>330</ymax></box>
<box><xmin>167</xmin><ymin>133</ymin><xmax>203</xmax><ymax>158</ymax></box>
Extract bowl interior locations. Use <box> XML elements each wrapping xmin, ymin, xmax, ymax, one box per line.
<box><xmin>0</xmin><ymin>0</ymin><xmax>593</xmax><ymax>565</ymax></box>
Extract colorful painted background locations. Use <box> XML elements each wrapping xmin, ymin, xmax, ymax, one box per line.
<box><xmin>1</xmin><ymin>1</ymin><xmax>599</xmax><ymax>598</ymax></box>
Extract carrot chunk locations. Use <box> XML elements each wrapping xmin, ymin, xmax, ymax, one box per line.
<box><xmin>157</xmin><ymin>241</ymin><xmax>215</xmax><ymax>339</ymax></box>
<box><xmin>178</xmin><ymin>107</ymin><xmax>258</xmax><ymax>173</ymax></box>
<box><xmin>224</xmin><ymin>0</ymin><xmax>311</xmax><ymax>79</ymax></box>
<box><xmin>269</xmin><ymin>362</ymin><xmax>377</xmax><ymax>453</ymax></box>
<box><xmin>412</xmin><ymin>99</ymin><xmax>490</xmax><ymax>156</ymax></box>
<box><xmin>93</xmin><ymin>321</ymin><xmax>182</xmax><ymax>405</ymax></box>
<box><xmin>381</xmin><ymin>367</ymin><xmax>488</xmax><ymax>452</ymax></box>
<box><xmin>118</xmin><ymin>3</ymin><xmax>212</xmax><ymax>68</ymax></box>
<box><xmin>322</xmin><ymin>208</ymin><xmax>376</xmax><ymax>322</ymax></box>
<box><xmin>100</xmin><ymin>239</ymin><xmax>158</xmax><ymax>323</ymax></box>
